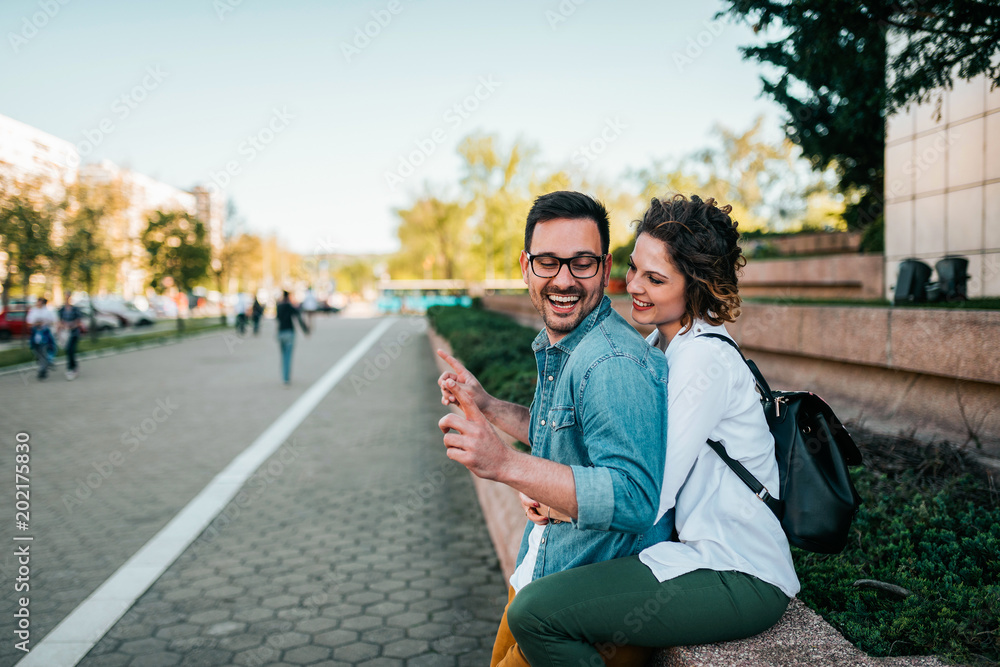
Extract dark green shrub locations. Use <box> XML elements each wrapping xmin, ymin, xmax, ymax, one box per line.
<box><xmin>795</xmin><ymin>439</ymin><xmax>1000</xmax><ymax>665</ymax></box>
<box><xmin>427</xmin><ymin>304</ymin><xmax>537</xmax><ymax>405</ymax></box>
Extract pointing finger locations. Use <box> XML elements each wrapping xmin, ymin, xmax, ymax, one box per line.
<box><xmin>437</xmin><ymin>349</ymin><xmax>469</xmax><ymax>376</ymax></box>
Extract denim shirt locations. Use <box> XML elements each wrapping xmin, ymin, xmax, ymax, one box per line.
<box><xmin>515</xmin><ymin>296</ymin><xmax>670</xmax><ymax>581</ymax></box>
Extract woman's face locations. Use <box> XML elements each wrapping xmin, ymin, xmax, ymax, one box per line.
<box><xmin>626</xmin><ymin>233</ymin><xmax>688</xmax><ymax>343</ymax></box>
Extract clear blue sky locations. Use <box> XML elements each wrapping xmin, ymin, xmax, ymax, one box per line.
<box><xmin>0</xmin><ymin>0</ymin><xmax>784</xmax><ymax>254</ymax></box>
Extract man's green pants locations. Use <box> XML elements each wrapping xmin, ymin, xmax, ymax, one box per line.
<box><xmin>507</xmin><ymin>556</ymin><xmax>790</xmax><ymax>667</ymax></box>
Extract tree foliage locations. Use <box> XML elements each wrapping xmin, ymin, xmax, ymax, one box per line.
<box><xmin>721</xmin><ymin>0</ymin><xmax>1000</xmax><ymax>230</ymax></box>
<box><xmin>0</xmin><ymin>176</ymin><xmax>57</xmax><ymax>305</ymax></box>
<box><xmin>142</xmin><ymin>210</ymin><xmax>211</xmax><ymax>294</ymax></box>
<box><xmin>58</xmin><ymin>176</ymin><xmax>129</xmax><ymax>298</ymax></box>
<box><xmin>393</xmin><ymin>195</ymin><xmax>471</xmax><ymax>280</ymax></box>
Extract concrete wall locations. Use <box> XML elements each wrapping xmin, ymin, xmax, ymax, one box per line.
<box><xmin>739</xmin><ymin>254</ymin><xmax>884</xmax><ymax>300</ymax></box>
<box><xmin>482</xmin><ymin>294</ymin><xmax>1000</xmax><ymax>452</ymax></box>
<box><xmin>884</xmin><ymin>73</ymin><xmax>1000</xmax><ymax>298</ymax></box>
<box><xmin>753</xmin><ymin>231</ymin><xmax>862</xmax><ymax>256</ymax></box>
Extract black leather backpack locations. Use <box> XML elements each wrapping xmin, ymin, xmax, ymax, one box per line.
<box><xmin>699</xmin><ymin>333</ymin><xmax>863</xmax><ymax>554</ymax></box>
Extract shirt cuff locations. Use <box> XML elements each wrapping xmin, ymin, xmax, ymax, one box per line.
<box><xmin>571</xmin><ymin>465</ymin><xmax>614</xmax><ymax>531</ymax></box>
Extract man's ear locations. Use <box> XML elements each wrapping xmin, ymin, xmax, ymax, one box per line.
<box><xmin>519</xmin><ymin>251</ymin><xmax>530</xmax><ymax>284</ymax></box>
<box><xmin>601</xmin><ymin>253</ymin><xmax>612</xmax><ymax>288</ymax></box>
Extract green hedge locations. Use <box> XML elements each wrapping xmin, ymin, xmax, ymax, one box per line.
<box><xmin>426</xmin><ymin>303</ymin><xmax>1000</xmax><ymax>665</ymax></box>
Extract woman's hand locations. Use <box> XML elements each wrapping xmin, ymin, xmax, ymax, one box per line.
<box><xmin>520</xmin><ymin>493</ymin><xmax>572</xmax><ymax>525</ymax></box>
<box><xmin>521</xmin><ymin>493</ymin><xmax>549</xmax><ymax>526</ymax></box>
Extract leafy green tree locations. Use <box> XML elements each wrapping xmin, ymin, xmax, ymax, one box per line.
<box><xmin>0</xmin><ymin>176</ymin><xmax>57</xmax><ymax>307</ymax></box>
<box><xmin>721</xmin><ymin>0</ymin><xmax>1000</xmax><ymax>232</ymax></box>
<box><xmin>458</xmin><ymin>134</ymin><xmax>536</xmax><ymax>280</ymax></box>
<box><xmin>58</xmin><ymin>176</ymin><xmax>129</xmax><ymax>336</ymax></box>
<box><xmin>142</xmin><ymin>210</ymin><xmax>211</xmax><ymax>330</ymax></box>
<box><xmin>631</xmin><ymin>118</ymin><xmax>843</xmax><ymax>233</ymax></box>
<box><xmin>392</xmin><ymin>195</ymin><xmax>471</xmax><ymax>280</ymax></box>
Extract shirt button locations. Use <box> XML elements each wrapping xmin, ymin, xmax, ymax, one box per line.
<box><xmin>540</xmin><ymin>538</ymin><xmax>546</xmax><ymax>544</ymax></box>
<box><xmin>540</xmin><ymin>419</ymin><xmax>546</xmax><ymax>426</ymax></box>
<box><xmin>548</xmin><ymin>375</ymin><xmax>554</xmax><ymax>381</ymax></box>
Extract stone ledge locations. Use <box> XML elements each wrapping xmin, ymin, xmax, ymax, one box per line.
<box><xmin>426</xmin><ymin>323</ymin><xmax>947</xmax><ymax>667</ymax></box>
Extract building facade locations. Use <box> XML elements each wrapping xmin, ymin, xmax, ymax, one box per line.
<box><xmin>0</xmin><ymin>113</ymin><xmax>225</xmax><ymax>299</ymax></box>
<box><xmin>884</xmin><ymin>73</ymin><xmax>1000</xmax><ymax>298</ymax></box>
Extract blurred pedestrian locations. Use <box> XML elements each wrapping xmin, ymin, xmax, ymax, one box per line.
<box><xmin>235</xmin><ymin>292</ymin><xmax>249</xmax><ymax>335</ymax></box>
<box><xmin>301</xmin><ymin>286</ymin><xmax>319</xmax><ymax>329</ymax></box>
<box><xmin>251</xmin><ymin>296</ymin><xmax>264</xmax><ymax>335</ymax></box>
<box><xmin>57</xmin><ymin>293</ymin><xmax>83</xmax><ymax>380</ymax></box>
<box><xmin>276</xmin><ymin>290</ymin><xmax>309</xmax><ymax>385</ymax></box>
<box><xmin>26</xmin><ymin>296</ymin><xmax>57</xmax><ymax>380</ymax></box>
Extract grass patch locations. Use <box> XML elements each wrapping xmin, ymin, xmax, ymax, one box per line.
<box><xmin>427</xmin><ymin>302</ymin><xmax>1000</xmax><ymax>665</ymax></box>
<box><xmin>0</xmin><ymin>318</ymin><xmax>227</xmax><ymax>369</ymax></box>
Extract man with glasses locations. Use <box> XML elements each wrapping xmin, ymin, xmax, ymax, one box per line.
<box><xmin>438</xmin><ymin>190</ymin><xmax>669</xmax><ymax>666</ymax></box>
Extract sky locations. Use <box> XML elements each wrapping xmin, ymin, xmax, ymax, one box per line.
<box><xmin>0</xmin><ymin>0</ymin><xmax>786</xmax><ymax>255</ymax></box>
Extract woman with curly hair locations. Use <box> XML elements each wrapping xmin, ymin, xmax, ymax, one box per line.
<box><xmin>507</xmin><ymin>194</ymin><xmax>799</xmax><ymax>665</ymax></box>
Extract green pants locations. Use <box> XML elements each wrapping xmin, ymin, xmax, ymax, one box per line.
<box><xmin>507</xmin><ymin>556</ymin><xmax>789</xmax><ymax>667</ymax></box>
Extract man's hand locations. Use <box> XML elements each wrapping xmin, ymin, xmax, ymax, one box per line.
<box><xmin>439</xmin><ymin>382</ymin><xmax>514</xmax><ymax>481</ymax></box>
<box><xmin>437</xmin><ymin>349</ymin><xmax>489</xmax><ymax>411</ymax></box>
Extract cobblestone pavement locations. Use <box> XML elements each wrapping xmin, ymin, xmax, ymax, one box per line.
<box><xmin>1</xmin><ymin>316</ymin><xmax>507</xmax><ymax>666</ymax></box>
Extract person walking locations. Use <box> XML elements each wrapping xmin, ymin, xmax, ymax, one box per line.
<box><xmin>57</xmin><ymin>293</ymin><xmax>83</xmax><ymax>380</ymax></box>
<box><xmin>26</xmin><ymin>296</ymin><xmax>57</xmax><ymax>380</ymax></box>
<box><xmin>276</xmin><ymin>290</ymin><xmax>309</xmax><ymax>385</ymax></box>
<box><xmin>301</xmin><ymin>286</ymin><xmax>319</xmax><ymax>330</ymax></box>
<box><xmin>251</xmin><ymin>296</ymin><xmax>264</xmax><ymax>335</ymax></box>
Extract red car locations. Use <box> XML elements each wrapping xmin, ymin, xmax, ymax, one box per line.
<box><xmin>0</xmin><ymin>304</ymin><xmax>91</xmax><ymax>341</ymax></box>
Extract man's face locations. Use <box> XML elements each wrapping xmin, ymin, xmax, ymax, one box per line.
<box><xmin>520</xmin><ymin>217</ymin><xmax>610</xmax><ymax>344</ymax></box>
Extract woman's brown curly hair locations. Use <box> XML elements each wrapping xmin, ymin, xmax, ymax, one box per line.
<box><xmin>634</xmin><ymin>194</ymin><xmax>746</xmax><ymax>333</ymax></box>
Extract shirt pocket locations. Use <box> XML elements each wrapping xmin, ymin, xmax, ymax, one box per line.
<box><xmin>548</xmin><ymin>406</ymin><xmax>576</xmax><ymax>431</ymax></box>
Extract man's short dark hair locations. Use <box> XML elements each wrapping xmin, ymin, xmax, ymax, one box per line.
<box><xmin>524</xmin><ymin>191</ymin><xmax>610</xmax><ymax>255</ymax></box>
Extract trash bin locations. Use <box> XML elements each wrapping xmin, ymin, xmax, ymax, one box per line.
<box><xmin>935</xmin><ymin>256</ymin><xmax>970</xmax><ymax>301</ymax></box>
<box><xmin>893</xmin><ymin>259</ymin><xmax>933</xmax><ymax>304</ymax></box>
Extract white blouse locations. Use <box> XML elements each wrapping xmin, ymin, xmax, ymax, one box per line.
<box><xmin>638</xmin><ymin>320</ymin><xmax>800</xmax><ymax>598</ymax></box>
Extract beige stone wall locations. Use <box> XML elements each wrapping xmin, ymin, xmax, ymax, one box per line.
<box><xmin>739</xmin><ymin>254</ymin><xmax>884</xmax><ymax>300</ymax></box>
<box><xmin>884</xmin><ymin>73</ymin><xmax>1000</xmax><ymax>298</ymax></box>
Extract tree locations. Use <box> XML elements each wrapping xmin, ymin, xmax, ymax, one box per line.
<box><xmin>631</xmin><ymin>118</ymin><xmax>844</xmax><ymax>233</ymax></box>
<box><xmin>142</xmin><ymin>210</ymin><xmax>211</xmax><ymax>331</ymax></box>
<box><xmin>721</xmin><ymin>0</ymin><xmax>1000</xmax><ymax>232</ymax></box>
<box><xmin>0</xmin><ymin>176</ymin><xmax>57</xmax><ymax>307</ymax></box>
<box><xmin>458</xmin><ymin>134</ymin><xmax>536</xmax><ymax>280</ymax></box>
<box><xmin>392</xmin><ymin>195</ymin><xmax>471</xmax><ymax>280</ymax></box>
<box><xmin>58</xmin><ymin>176</ymin><xmax>129</xmax><ymax>336</ymax></box>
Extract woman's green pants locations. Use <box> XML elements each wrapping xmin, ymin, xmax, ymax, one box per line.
<box><xmin>507</xmin><ymin>556</ymin><xmax>789</xmax><ymax>667</ymax></box>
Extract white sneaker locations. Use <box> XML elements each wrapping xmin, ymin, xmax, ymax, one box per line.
<box><xmin>66</xmin><ymin>370</ymin><xmax>78</xmax><ymax>381</ymax></box>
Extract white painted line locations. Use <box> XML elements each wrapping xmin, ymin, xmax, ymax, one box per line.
<box><xmin>18</xmin><ymin>318</ymin><xmax>397</xmax><ymax>667</ymax></box>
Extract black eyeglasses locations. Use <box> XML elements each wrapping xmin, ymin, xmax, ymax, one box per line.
<box><xmin>526</xmin><ymin>253</ymin><xmax>605</xmax><ymax>279</ymax></box>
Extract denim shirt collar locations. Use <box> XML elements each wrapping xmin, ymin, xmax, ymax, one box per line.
<box><xmin>530</xmin><ymin>295</ymin><xmax>612</xmax><ymax>354</ymax></box>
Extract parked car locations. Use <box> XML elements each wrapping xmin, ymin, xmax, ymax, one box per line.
<box><xmin>0</xmin><ymin>303</ymin><xmax>105</xmax><ymax>340</ymax></box>
<box><xmin>92</xmin><ymin>297</ymin><xmax>157</xmax><ymax>327</ymax></box>
<box><xmin>0</xmin><ymin>304</ymin><xmax>29</xmax><ymax>341</ymax></box>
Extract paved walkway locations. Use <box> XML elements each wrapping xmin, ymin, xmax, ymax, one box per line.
<box><xmin>1</xmin><ymin>316</ymin><xmax>507</xmax><ymax>666</ymax></box>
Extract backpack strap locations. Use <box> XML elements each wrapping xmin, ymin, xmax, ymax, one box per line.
<box><xmin>697</xmin><ymin>333</ymin><xmax>784</xmax><ymax>520</ymax></box>
<box><xmin>705</xmin><ymin>439</ymin><xmax>784</xmax><ymax>519</ymax></box>
<box><xmin>697</xmin><ymin>333</ymin><xmax>774</xmax><ymax>402</ymax></box>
